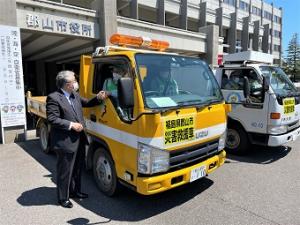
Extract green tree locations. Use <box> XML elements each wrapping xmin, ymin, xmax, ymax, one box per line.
<box><xmin>285</xmin><ymin>33</ymin><xmax>300</xmax><ymax>81</ymax></box>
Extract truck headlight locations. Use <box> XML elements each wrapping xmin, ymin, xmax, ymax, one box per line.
<box><xmin>218</xmin><ymin>131</ymin><xmax>227</xmax><ymax>151</ymax></box>
<box><xmin>138</xmin><ymin>143</ymin><xmax>169</xmax><ymax>174</ymax></box>
<box><xmin>268</xmin><ymin>125</ymin><xmax>288</xmax><ymax>135</ymax></box>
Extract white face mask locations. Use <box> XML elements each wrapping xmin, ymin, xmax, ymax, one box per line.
<box><xmin>113</xmin><ymin>73</ymin><xmax>122</xmax><ymax>83</ymax></box>
<box><xmin>72</xmin><ymin>81</ymin><xmax>79</xmax><ymax>91</ymax></box>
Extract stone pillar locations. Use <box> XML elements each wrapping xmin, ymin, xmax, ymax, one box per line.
<box><xmin>262</xmin><ymin>24</ymin><xmax>270</xmax><ymax>53</ymax></box>
<box><xmin>180</xmin><ymin>0</ymin><xmax>187</xmax><ymax>30</ymax></box>
<box><xmin>91</xmin><ymin>0</ymin><xmax>118</xmax><ymax>46</ymax></box>
<box><xmin>261</xmin><ymin>0</ymin><xmax>264</xmax><ymax>25</ymax></box>
<box><xmin>228</xmin><ymin>12</ymin><xmax>237</xmax><ymax>53</ymax></box>
<box><xmin>0</xmin><ymin>0</ymin><xmax>17</xmax><ymax>26</ymax></box>
<box><xmin>270</xmin><ymin>3</ymin><xmax>274</xmax><ymax>54</ymax></box>
<box><xmin>216</xmin><ymin>7</ymin><xmax>223</xmax><ymax>36</ymax></box>
<box><xmin>199</xmin><ymin>25</ymin><xmax>220</xmax><ymax>66</ymax></box>
<box><xmin>242</xmin><ymin>17</ymin><xmax>250</xmax><ymax>51</ymax></box>
<box><xmin>198</xmin><ymin>2</ymin><xmax>207</xmax><ymax>28</ymax></box>
<box><xmin>252</xmin><ymin>20</ymin><xmax>260</xmax><ymax>51</ymax></box>
<box><xmin>156</xmin><ymin>0</ymin><xmax>165</xmax><ymax>25</ymax></box>
<box><xmin>279</xmin><ymin>7</ymin><xmax>283</xmax><ymax>65</ymax></box>
<box><xmin>130</xmin><ymin>0</ymin><xmax>138</xmax><ymax>20</ymax></box>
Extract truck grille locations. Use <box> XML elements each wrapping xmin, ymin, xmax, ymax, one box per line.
<box><xmin>169</xmin><ymin>139</ymin><xmax>219</xmax><ymax>171</ymax></box>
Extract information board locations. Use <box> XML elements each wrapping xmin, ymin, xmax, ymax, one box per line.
<box><xmin>0</xmin><ymin>25</ymin><xmax>26</xmax><ymax>128</ymax></box>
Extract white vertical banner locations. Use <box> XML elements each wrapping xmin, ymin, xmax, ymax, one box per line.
<box><xmin>0</xmin><ymin>25</ymin><xmax>26</xmax><ymax>130</ymax></box>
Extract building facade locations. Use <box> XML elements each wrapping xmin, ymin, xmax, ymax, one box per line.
<box><xmin>0</xmin><ymin>0</ymin><xmax>283</xmax><ymax>94</ymax></box>
<box><xmin>0</xmin><ymin>0</ymin><xmax>282</xmax><ymax>142</ymax></box>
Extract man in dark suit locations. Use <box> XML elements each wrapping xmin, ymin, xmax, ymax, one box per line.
<box><xmin>46</xmin><ymin>70</ymin><xmax>108</xmax><ymax>208</ymax></box>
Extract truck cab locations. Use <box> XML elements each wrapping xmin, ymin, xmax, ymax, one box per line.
<box><xmin>215</xmin><ymin>51</ymin><xmax>300</xmax><ymax>155</ymax></box>
<box><xmin>79</xmin><ymin>34</ymin><xmax>230</xmax><ymax>195</ymax></box>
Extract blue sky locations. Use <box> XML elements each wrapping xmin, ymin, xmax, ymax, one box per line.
<box><xmin>266</xmin><ymin>0</ymin><xmax>300</xmax><ymax>56</ymax></box>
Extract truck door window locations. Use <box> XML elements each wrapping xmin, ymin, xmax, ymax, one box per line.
<box><xmin>222</xmin><ymin>69</ymin><xmax>263</xmax><ymax>103</ymax></box>
<box><xmin>93</xmin><ymin>58</ymin><xmax>131</xmax><ymax>120</ymax></box>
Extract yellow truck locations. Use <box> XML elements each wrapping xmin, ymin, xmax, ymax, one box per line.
<box><xmin>27</xmin><ymin>34</ymin><xmax>231</xmax><ymax>196</ymax></box>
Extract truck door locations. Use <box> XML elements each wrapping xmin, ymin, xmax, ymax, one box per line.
<box><xmin>221</xmin><ymin>68</ymin><xmax>269</xmax><ymax>135</ymax></box>
<box><xmin>85</xmin><ymin>56</ymin><xmax>139</xmax><ymax>187</ymax></box>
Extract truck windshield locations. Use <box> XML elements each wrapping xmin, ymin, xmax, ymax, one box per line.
<box><xmin>260</xmin><ymin>66</ymin><xmax>298</xmax><ymax>97</ymax></box>
<box><xmin>135</xmin><ymin>54</ymin><xmax>223</xmax><ymax>109</ymax></box>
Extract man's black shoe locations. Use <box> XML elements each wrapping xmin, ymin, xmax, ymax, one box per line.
<box><xmin>70</xmin><ymin>192</ymin><xmax>88</xmax><ymax>199</ymax></box>
<box><xmin>58</xmin><ymin>200</ymin><xmax>73</xmax><ymax>208</ymax></box>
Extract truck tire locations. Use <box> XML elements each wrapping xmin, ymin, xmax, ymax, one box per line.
<box><xmin>93</xmin><ymin>148</ymin><xmax>120</xmax><ymax>196</ymax></box>
<box><xmin>39</xmin><ymin>122</ymin><xmax>50</xmax><ymax>154</ymax></box>
<box><xmin>225</xmin><ymin>125</ymin><xmax>249</xmax><ymax>155</ymax></box>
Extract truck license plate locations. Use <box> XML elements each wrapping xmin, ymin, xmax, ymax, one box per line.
<box><xmin>190</xmin><ymin>165</ymin><xmax>206</xmax><ymax>182</ymax></box>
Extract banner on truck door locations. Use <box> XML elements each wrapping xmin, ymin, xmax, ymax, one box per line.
<box><xmin>0</xmin><ymin>25</ymin><xmax>26</xmax><ymax>127</ymax></box>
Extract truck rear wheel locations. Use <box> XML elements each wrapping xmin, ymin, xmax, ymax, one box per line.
<box><xmin>226</xmin><ymin>126</ymin><xmax>249</xmax><ymax>155</ymax></box>
<box><xmin>39</xmin><ymin>122</ymin><xmax>50</xmax><ymax>154</ymax></box>
<box><xmin>93</xmin><ymin>148</ymin><xmax>119</xmax><ymax>196</ymax></box>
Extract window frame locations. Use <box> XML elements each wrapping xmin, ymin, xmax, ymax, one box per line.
<box><xmin>92</xmin><ymin>55</ymin><xmax>132</xmax><ymax>94</ymax></box>
<box><xmin>239</xmin><ymin>1</ymin><xmax>249</xmax><ymax>12</ymax></box>
<box><xmin>221</xmin><ymin>68</ymin><xmax>264</xmax><ymax>103</ymax></box>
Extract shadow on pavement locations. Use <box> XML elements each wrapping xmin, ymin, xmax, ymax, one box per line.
<box><xmin>17</xmin><ymin>140</ymin><xmax>214</xmax><ymax>222</ymax></box>
<box><xmin>17</xmin><ymin>186</ymin><xmax>58</xmax><ymax>206</ymax></box>
<box><xmin>67</xmin><ymin>218</ymin><xmax>111</xmax><ymax>225</ymax></box>
<box><xmin>226</xmin><ymin>145</ymin><xmax>291</xmax><ymax>164</ymax></box>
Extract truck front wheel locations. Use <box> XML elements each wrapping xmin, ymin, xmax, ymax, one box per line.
<box><xmin>93</xmin><ymin>148</ymin><xmax>119</xmax><ymax>196</ymax></box>
<box><xmin>39</xmin><ymin>122</ymin><xmax>50</xmax><ymax>154</ymax></box>
<box><xmin>226</xmin><ymin>126</ymin><xmax>249</xmax><ymax>155</ymax></box>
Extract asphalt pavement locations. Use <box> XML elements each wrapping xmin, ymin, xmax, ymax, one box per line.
<box><xmin>0</xmin><ymin>137</ymin><xmax>300</xmax><ymax>225</ymax></box>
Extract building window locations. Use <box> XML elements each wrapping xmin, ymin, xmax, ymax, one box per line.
<box><xmin>239</xmin><ymin>1</ymin><xmax>249</xmax><ymax>11</ymax></box>
<box><xmin>264</xmin><ymin>11</ymin><xmax>273</xmax><ymax>20</ymax></box>
<box><xmin>47</xmin><ymin>0</ymin><xmax>93</xmax><ymax>9</ymax></box>
<box><xmin>274</xmin><ymin>44</ymin><xmax>281</xmax><ymax>52</ymax></box>
<box><xmin>273</xmin><ymin>15</ymin><xmax>281</xmax><ymax>24</ymax></box>
<box><xmin>273</xmin><ymin>30</ymin><xmax>281</xmax><ymax>38</ymax></box>
<box><xmin>273</xmin><ymin>59</ymin><xmax>280</xmax><ymax>65</ymax></box>
<box><xmin>252</xmin><ymin>6</ymin><xmax>261</xmax><ymax>16</ymax></box>
<box><xmin>223</xmin><ymin>0</ymin><xmax>235</xmax><ymax>7</ymax></box>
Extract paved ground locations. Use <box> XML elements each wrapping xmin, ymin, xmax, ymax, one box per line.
<box><xmin>1</xmin><ymin>137</ymin><xmax>300</xmax><ymax>225</ymax></box>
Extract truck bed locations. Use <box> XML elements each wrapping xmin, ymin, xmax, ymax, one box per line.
<box><xmin>26</xmin><ymin>91</ymin><xmax>47</xmax><ymax>119</ymax></box>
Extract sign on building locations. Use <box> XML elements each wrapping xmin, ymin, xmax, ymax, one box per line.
<box><xmin>17</xmin><ymin>9</ymin><xmax>99</xmax><ymax>39</ymax></box>
<box><xmin>0</xmin><ymin>25</ymin><xmax>26</xmax><ymax>142</ymax></box>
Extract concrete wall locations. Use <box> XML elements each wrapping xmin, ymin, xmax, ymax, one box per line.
<box><xmin>0</xmin><ymin>0</ymin><xmax>17</xmax><ymax>26</ymax></box>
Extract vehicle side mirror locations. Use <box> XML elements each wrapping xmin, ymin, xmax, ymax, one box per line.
<box><xmin>263</xmin><ymin>76</ymin><xmax>270</xmax><ymax>92</ymax></box>
<box><xmin>118</xmin><ymin>77</ymin><xmax>134</xmax><ymax>109</ymax></box>
<box><xmin>243</xmin><ymin>76</ymin><xmax>250</xmax><ymax>99</ymax></box>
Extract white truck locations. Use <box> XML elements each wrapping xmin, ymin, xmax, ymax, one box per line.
<box><xmin>215</xmin><ymin>51</ymin><xmax>300</xmax><ymax>154</ymax></box>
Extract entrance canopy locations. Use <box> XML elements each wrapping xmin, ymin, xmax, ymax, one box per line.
<box><xmin>17</xmin><ymin>0</ymin><xmax>99</xmax><ymax>63</ymax></box>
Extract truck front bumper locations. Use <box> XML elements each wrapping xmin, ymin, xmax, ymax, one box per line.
<box><xmin>136</xmin><ymin>150</ymin><xmax>226</xmax><ymax>195</ymax></box>
<box><xmin>268</xmin><ymin>126</ymin><xmax>300</xmax><ymax>146</ymax></box>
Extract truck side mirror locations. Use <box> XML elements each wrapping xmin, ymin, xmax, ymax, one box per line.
<box><xmin>243</xmin><ymin>76</ymin><xmax>250</xmax><ymax>99</ymax></box>
<box><xmin>118</xmin><ymin>77</ymin><xmax>134</xmax><ymax>109</ymax></box>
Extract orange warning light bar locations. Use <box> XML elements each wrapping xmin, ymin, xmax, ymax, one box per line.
<box><xmin>110</xmin><ymin>33</ymin><xmax>169</xmax><ymax>51</ymax></box>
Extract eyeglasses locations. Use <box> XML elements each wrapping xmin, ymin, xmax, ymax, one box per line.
<box><xmin>67</xmin><ymin>80</ymin><xmax>77</xmax><ymax>84</ymax></box>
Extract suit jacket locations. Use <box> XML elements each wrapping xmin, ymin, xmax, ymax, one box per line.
<box><xmin>46</xmin><ymin>89</ymin><xmax>101</xmax><ymax>153</ymax></box>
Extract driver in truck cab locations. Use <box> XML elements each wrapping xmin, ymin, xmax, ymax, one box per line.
<box><xmin>143</xmin><ymin>64</ymin><xmax>179</xmax><ymax>96</ymax></box>
<box><xmin>103</xmin><ymin>64</ymin><xmax>128</xmax><ymax>97</ymax></box>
